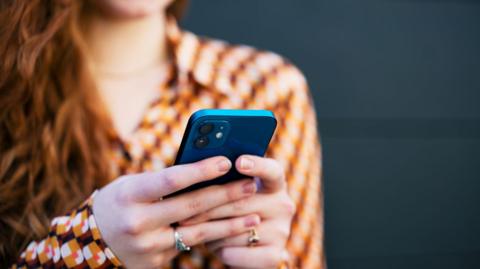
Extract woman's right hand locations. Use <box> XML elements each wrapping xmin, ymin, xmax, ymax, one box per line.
<box><xmin>92</xmin><ymin>156</ymin><xmax>260</xmax><ymax>269</ymax></box>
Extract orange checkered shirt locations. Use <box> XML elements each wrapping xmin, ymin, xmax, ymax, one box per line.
<box><xmin>12</xmin><ymin>17</ymin><xmax>325</xmax><ymax>269</ymax></box>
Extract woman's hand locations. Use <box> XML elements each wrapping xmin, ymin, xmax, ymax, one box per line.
<box><xmin>181</xmin><ymin>155</ymin><xmax>296</xmax><ymax>268</ymax></box>
<box><xmin>93</xmin><ymin>156</ymin><xmax>260</xmax><ymax>269</ymax></box>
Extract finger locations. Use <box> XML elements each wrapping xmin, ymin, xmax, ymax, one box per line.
<box><xmin>127</xmin><ymin>214</ymin><xmax>259</xmax><ymax>254</ymax></box>
<box><xmin>179</xmin><ymin>214</ymin><xmax>260</xmax><ymax>247</ymax></box>
<box><xmin>146</xmin><ymin>214</ymin><xmax>261</xmax><ymax>250</ymax></box>
<box><xmin>146</xmin><ymin>179</ymin><xmax>257</xmax><ymax>225</ymax></box>
<box><xmin>123</xmin><ymin>156</ymin><xmax>232</xmax><ymax>202</ymax></box>
<box><xmin>119</xmin><ymin>227</ymin><xmax>177</xmax><ymax>255</ymax></box>
<box><xmin>206</xmin><ymin>221</ymin><xmax>290</xmax><ymax>251</ymax></box>
<box><xmin>235</xmin><ymin>155</ymin><xmax>286</xmax><ymax>192</ymax></box>
<box><xmin>161</xmin><ymin>248</ymin><xmax>179</xmax><ymax>261</ymax></box>
<box><xmin>181</xmin><ymin>192</ymin><xmax>295</xmax><ymax>225</ymax></box>
<box><xmin>216</xmin><ymin>246</ymin><xmax>288</xmax><ymax>269</ymax></box>
<box><xmin>149</xmin><ymin>249</ymin><xmax>178</xmax><ymax>268</ymax></box>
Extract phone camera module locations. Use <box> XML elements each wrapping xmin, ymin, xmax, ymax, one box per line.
<box><xmin>199</xmin><ymin>123</ymin><xmax>214</xmax><ymax>134</ymax></box>
<box><xmin>194</xmin><ymin>136</ymin><xmax>209</xmax><ymax>148</ymax></box>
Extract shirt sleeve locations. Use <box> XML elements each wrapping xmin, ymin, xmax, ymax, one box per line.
<box><xmin>265</xmin><ymin>63</ymin><xmax>326</xmax><ymax>269</ymax></box>
<box><xmin>10</xmin><ymin>192</ymin><xmax>123</xmax><ymax>268</ymax></box>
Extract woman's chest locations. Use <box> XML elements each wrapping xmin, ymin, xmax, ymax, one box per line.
<box><xmin>107</xmin><ymin>84</ymin><xmax>263</xmax><ymax>179</ymax></box>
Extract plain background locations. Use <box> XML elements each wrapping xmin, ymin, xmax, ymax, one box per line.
<box><xmin>181</xmin><ymin>1</ymin><xmax>480</xmax><ymax>268</ymax></box>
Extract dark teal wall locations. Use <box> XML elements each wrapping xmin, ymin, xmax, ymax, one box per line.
<box><xmin>182</xmin><ymin>1</ymin><xmax>480</xmax><ymax>268</ymax></box>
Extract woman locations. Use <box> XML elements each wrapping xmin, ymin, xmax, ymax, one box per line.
<box><xmin>0</xmin><ymin>0</ymin><xmax>324</xmax><ymax>268</ymax></box>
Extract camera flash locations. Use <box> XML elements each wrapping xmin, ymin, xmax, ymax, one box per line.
<box><xmin>215</xmin><ymin>132</ymin><xmax>223</xmax><ymax>139</ymax></box>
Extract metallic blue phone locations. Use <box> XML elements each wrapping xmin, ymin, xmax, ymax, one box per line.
<box><xmin>167</xmin><ymin>109</ymin><xmax>277</xmax><ymax>197</ymax></box>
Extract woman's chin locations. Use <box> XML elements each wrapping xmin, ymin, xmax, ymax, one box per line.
<box><xmin>95</xmin><ymin>0</ymin><xmax>168</xmax><ymax>20</ymax></box>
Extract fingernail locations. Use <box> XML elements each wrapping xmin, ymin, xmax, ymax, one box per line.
<box><xmin>242</xmin><ymin>181</ymin><xmax>256</xmax><ymax>194</ymax></box>
<box><xmin>217</xmin><ymin>159</ymin><xmax>231</xmax><ymax>172</ymax></box>
<box><xmin>240</xmin><ymin>157</ymin><xmax>254</xmax><ymax>170</ymax></box>
<box><xmin>245</xmin><ymin>215</ymin><xmax>260</xmax><ymax>227</ymax></box>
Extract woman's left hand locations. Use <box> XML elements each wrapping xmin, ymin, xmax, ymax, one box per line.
<box><xmin>180</xmin><ymin>155</ymin><xmax>296</xmax><ymax>268</ymax></box>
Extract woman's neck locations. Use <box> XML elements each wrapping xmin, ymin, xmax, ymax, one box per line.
<box><xmin>83</xmin><ymin>11</ymin><xmax>169</xmax><ymax>76</ymax></box>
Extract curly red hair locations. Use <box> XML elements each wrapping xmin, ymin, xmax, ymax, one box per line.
<box><xmin>0</xmin><ymin>0</ymin><xmax>188</xmax><ymax>265</ymax></box>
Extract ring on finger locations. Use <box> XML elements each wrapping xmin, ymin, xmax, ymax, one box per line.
<box><xmin>247</xmin><ymin>228</ymin><xmax>260</xmax><ymax>247</ymax></box>
<box><xmin>173</xmin><ymin>227</ymin><xmax>191</xmax><ymax>252</ymax></box>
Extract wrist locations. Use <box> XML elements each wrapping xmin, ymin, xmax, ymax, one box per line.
<box><xmin>84</xmin><ymin>191</ymin><xmax>123</xmax><ymax>267</ymax></box>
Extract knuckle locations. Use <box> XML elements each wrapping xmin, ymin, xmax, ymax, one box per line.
<box><xmin>195</xmin><ymin>161</ymin><xmax>212</xmax><ymax>178</ymax></box>
<box><xmin>120</xmin><ymin>214</ymin><xmax>145</xmax><ymax>235</ymax></box>
<box><xmin>228</xmin><ymin>225</ymin><xmax>239</xmax><ymax>236</ymax></box>
<box><xmin>192</xmin><ymin>228</ymin><xmax>207</xmax><ymax>243</ymax></box>
<box><xmin>232</xmin><ymin>198</ymin><xmax>248</xmax><ymax>211</ymax></box>
<box><xmin>161</xmin><ymin>169</ymin><xmax>178</xmax><ymax>192</ymax></box>
<box><xmin>227</xmin><ymin>218</ymin><xmax>242</xmax><ymax>234</ymax></box>
<box><xmin>270</xmin><ymin>158</ymin><xmax>284</xmax><ymax>172</ymax></box>
<box><xmin>275</xmin><ymin>162</ymin><xmax>286</xmax><ymax>181</ymax></box>
<box><xmin>135</xmin><ymin>240</ymin><xmax>156</xmax><ymax>254</ymax></box>
<box><xmin>225</xmin><ymin>184</ymin><xmax>239</xmax><ymax>201</ymax></box>
<box><xmin>115</xmin><ymin>180</ymin><xmax>133</xmax><ymax>204</ymax></box>
<box><xmin>282</xmin><ymin>196</ymin><xmax>296</xmax><ymax>216</ymax></box>
<box><xmin>258</xmin><ymin>160</ymin><xmax>269</xmax><ymax>175</ymax></box>
<box><xmin>266</xmin><ymin>158</ymin><xmax>286</xmax><ymax>180</ymax></box>
<box><xmin>278</xmin><ymin>162</ymin><xmax>286</xmax><ymax>176</ymax></box>
<box><xmin>186</xmin><ymin>199</ymin><xmax>204</xmax><ymax>213</ymax></box>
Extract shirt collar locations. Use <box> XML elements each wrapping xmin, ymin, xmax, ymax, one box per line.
<box><xmin>166</xmin><ymin>16</ymin><xmax>236</xmax><ymax>95</ymax></box>
<box><xmin>166</xmin><ymin>16</ymin><xmax>203</xmax><ymax>87</ymax></box>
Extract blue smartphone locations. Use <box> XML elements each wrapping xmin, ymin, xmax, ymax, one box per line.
<box><xmin>166</xmin><ymin>109</ymin><xmax>277</xmax><ymax>197</ymax></box>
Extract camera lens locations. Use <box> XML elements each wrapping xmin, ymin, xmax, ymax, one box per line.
<box><xmin>199</xmin><ymin>123</ymin><xmax>214</xmax><ymax>134</ymax></box>
<box><xmin>194</xmin><ymin>136</ymin><xmax>209</xmax><ymax>148</ymax></box>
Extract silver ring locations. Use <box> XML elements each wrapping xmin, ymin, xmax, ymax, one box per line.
<box><xmin>174</xmin><ymin>228</ymin><xmax>191</xmax><ymax>252</ymax></box>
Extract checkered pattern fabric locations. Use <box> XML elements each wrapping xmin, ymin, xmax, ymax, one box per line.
<box><xmin>12</xmin><ymin>192</ymin><xmax>122</xmax><ymax>268</ymax></box>
<box><xmin>11</xmin><ymin>17</ymin><xmax>324</xmax><ymax>268</ymax></box>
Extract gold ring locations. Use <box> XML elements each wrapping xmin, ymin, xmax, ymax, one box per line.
<box><xmin>247</xmin><ymin>228</ymin><xmax>260</xmax><ymax>247</ymax></box>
